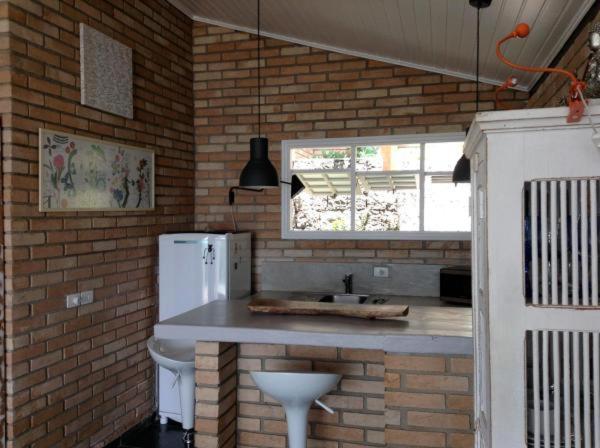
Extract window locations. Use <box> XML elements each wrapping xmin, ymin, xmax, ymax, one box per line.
<box><xmin>281</xmin><ymin>133</ymin><xmax>471</xmax><ymax>240</ymax></box>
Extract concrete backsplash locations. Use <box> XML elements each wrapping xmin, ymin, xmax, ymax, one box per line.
<box><xmin>260</xmin><ymin>261</ymin><xmax>442</xmax><ymax>296</ymax></box>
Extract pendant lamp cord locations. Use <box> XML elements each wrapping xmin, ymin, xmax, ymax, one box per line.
<box><xmin>476</xmin><ymin>5</ymin><xmax>480</xmax><ymax>112</ymax></box>
<box><xmin>257</xmin><ymin>0</ymin><xmax>261</xmax><ymax>138</ymax></box>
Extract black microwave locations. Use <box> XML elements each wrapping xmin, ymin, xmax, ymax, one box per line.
<box><xmin>440</xmin><ymin>266</ymin><xmax>472</xmax><ymax>305</ymax></box>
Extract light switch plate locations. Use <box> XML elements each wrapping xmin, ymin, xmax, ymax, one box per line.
<box><xmin>592</xmin><ymin>131</ymin><xmax>600</xmax><ymax>149</ymax></box>
<box><xmin>80</xmin><ymin>290</ymin><xmax>94</xmax><ymax>305</ymax></box>
<box><xmin>373</xmin><ymin>266</ymin><xmax>389</xmax><ymax>278</ymax></box>
<box><xmin>66</xmin><ymin>293</ymin><xmax>80</xmax><ymax>308</ymax></box>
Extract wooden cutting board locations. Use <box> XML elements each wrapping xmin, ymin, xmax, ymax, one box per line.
<box><xmin>247</xmin><ymin>298</ymin><xmax>409</xmax><ymax>320</ymax></box>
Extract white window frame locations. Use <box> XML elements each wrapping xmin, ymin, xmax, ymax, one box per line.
<box><xmin>281</xmin><ymin>132</ymin><xmax>471</xmax><ymax>241</ymax></box>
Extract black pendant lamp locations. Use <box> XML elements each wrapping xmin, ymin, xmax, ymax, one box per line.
<box><xmin>239</xmin><ymin>0</ymin><xmax>279</xmax><ymax>188</ymax></box>
<box><xmin>452</xmin><ymin>154</ymin><xmax>471</xmax><ymax>183</ymax></box>
<box><xmin>452</xmin><ymin>0</ymin><xmax>492</xmax><ymax>183</ymax></box>
<box><xmin>239</xmin><ymin>137</ymin><xmax>279</xmax><ymax>187</ymax></box>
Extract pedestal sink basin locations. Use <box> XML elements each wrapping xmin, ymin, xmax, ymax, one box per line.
<box><xmin>147</xmin><ymin>337</ymin><xmax>195</xmax><ymax>430</ymax></box>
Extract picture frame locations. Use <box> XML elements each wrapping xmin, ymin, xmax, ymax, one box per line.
<box><xmin>80</xmin><ymin>24</ymin><xmax>134</xmax><ymax>119</ymax></box>
<box><xmin>39</xmin><ymin>129</ymin><xmax>155</xmax><ymax>212</ymax></box>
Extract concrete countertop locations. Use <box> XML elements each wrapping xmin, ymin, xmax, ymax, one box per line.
<box><xmin>153</xmin><ymin>291</ymin><xmax>473</xmax><ymax>355</ymax></box>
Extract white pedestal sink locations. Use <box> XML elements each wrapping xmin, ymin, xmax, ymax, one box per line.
<box><xmin>146</xmin><ymin>337</ymin><xmax>195</xmax><ymax>430</ymax></box>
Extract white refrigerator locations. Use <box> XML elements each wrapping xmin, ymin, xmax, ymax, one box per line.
<box><xmin>157</xmin><ymin>232</ymin><xmax>251</xmax><ymax>424</ymax></box>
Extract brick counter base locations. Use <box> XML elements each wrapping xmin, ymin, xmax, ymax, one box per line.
<box><xmin>195</xmin><ymin>342</ymin><xmax>473</xmax><ymax>447</ymax></box>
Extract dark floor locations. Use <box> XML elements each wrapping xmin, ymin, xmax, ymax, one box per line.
<box><xmin>106</xmin><ymin>417</ymin><xmax>188</xmax><ymax>448</ymax></box>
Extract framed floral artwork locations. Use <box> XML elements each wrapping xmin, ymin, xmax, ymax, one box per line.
<box><xmin>39</xmin><ymin>129</ymin><xmax>154</xmax><ymax>211</ymax></box>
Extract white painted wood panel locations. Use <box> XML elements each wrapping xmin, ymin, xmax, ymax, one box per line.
<box><xmin>170</xmin><ymin>0</ymin><xmax>594</xmax><ymax>90</ymax></box>
<box><xmin>466</xmin><ymin>104</ymin><xmax>600</xmax><ymax>447</ymax></box>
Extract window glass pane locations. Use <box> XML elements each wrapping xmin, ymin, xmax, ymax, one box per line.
<box><xmin>424</xmin><ymin>175</ymin><xmax>470</xmax><ymax>231</ymax></box>
<box><xmin>356</xmin><ymin>144</ymin><xmax>420</xmax><ymax>171</ymax></box>
<box><xmin>290</xmin><ymin>175</ymin><xmax>351</xmax><ymax>231</ymax></box>
<box><xmin>355</xmin><ymin>174</ymin><xmax>420</xmax><ymax>231</ymax></box>
<box><xmin>424</xmin><ymin>141</ymin><xmax>464</xmax><ymax>172</ymax></box>
<box><xmin>291</xmin><ymin>147</ymin><xmax>351</xmax><ymax>170</ymax></box>
<box><xmin>284</xmin><ymin>137</ymin><xmax>469</xmax><ymax>238</ymax></box>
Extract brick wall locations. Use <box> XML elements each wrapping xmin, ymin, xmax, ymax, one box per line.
<box><xmin>1</xmin><ymin>1</ymin><xmax>194</xmax><ymax>447</ymax></box>
<box><xmin>0</xmin><ymin>3</ymin><xmax>7</xmax><ymax>446</ymax></box>
<box><xmin>195</xmin><ymin>341</ymin><xmax>237</xmax><ymax>448</ymax></box>
<box><xmin>237</xmin><ymin>344</ymin><xmax>385</xmax><ymax>447</ymax></box>
<box><xmin>529</xmin><ymin>5</ymin><xmax>600</xmax><ymax>108</ymax></box>
<box><xmin>192</xmin><ymin>22</ymin><xmax>528</xmax><ymax>289</ymax></box>
<box><xmin>195</xmin><ymin>343</ymin><xmax>473</xmax><ymax>448</ymax></box>
<box><xmin>385</xmin><ymin>354</ymin><xmax>474</xmax><ymax>448</ymax></box>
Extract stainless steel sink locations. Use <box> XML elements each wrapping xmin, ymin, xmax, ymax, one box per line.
<box><xmin>319</xmin><ymin>294</ymin><xmax>369</xmax><ymax>304</ymax></box>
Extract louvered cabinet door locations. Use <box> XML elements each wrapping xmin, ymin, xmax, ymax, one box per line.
<box><xmin>468</xmin><ymin>111</ymin><xmax>600</xmax><ymax>448</ymax></box>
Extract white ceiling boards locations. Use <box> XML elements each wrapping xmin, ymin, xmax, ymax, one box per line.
<box><xmin>169</xmin><ymin>0</ymin><xmax>594</xmax><ymax>91</ymax></box>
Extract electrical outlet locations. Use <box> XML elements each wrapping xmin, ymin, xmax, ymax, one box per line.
<box><xmin>80</xmin><ymin>290</ymin><xmax>94</xmax><ymax>305</ymax></box>
<box><xmin>66</xmin><ymin>293</ymin><xmax>80</xmax><ymax>308</ymax></box>
<box><xmin>373</xmin><ymin>266</ymin><xmax>389</xmax><ymax>278</ymax></box>
<box><xmin>593</xmin><ymin>132</ymin><xmax>600</xmax><ymax>150</ymax></box>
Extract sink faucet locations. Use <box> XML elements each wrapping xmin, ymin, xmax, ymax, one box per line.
<box><xmin>342</xmin><ymin>274</ymin><xmax>353</xmax><ymax>294</ymax></box>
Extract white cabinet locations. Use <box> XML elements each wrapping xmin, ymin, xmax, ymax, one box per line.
<box><xmin>466</xmin><ymin>105</ymin><xmax>600</xmax><ymax>448</ymax></box>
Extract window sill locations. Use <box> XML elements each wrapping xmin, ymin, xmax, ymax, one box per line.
<box><xmin>281</xmin><ymin>230</ymin><xmax>471</xmax><ymax>241</ymax></box>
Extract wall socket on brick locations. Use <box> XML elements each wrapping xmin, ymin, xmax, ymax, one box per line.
<box><xmin>66</xmin><ymin>290</ymin><xmax>94</xmax><ymax>308</ymax></box>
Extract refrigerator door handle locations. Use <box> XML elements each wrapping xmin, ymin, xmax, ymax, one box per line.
<box><xmin>208</xmin><ymin>244</ymin><xmax>215</xmax><ymax>264</ymax></box>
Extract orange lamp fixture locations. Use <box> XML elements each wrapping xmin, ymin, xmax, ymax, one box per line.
<box><xmin>496</xmin><ymin>23</ymin><xmax>587</xmax><ymax>123</ymax></box>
